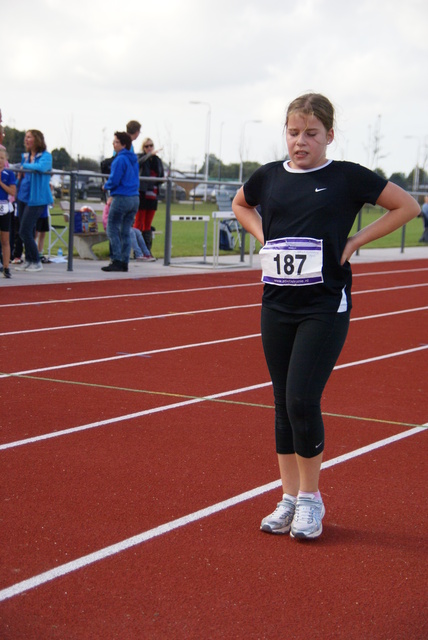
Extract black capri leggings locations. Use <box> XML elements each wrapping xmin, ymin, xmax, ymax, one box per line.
<box><xmin>261</xmin><ymin>306</ymin><xmax>350</xmax><ymax>458</ymax></box>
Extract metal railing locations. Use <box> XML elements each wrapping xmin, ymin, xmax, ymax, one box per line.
<box><xmin>53</xmin><ymin>170</ymin><xmax>241</xmax><ymax>271</ymax></box>
<box><xmin>10</xmin><ymin>167</ymin><xmax>421</xmax><ymax>270</ymax></box>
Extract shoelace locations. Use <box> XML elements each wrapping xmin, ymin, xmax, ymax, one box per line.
<box><xmin>294</xmin><ymin>500</ymin><xmax>322</xmax><ymax>524</ymax></box>
<box><xmin>272</xmin><ymin>499</ymin><xmax>295</xmax><ymax>518</ymax></box>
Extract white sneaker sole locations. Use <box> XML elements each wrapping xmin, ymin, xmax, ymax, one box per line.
<box><xmin>290</xmin><ymin>504</ymin><xmax>326</xmax><ymax>539</ymax></box>
<box><xmin>260</xmin><ymin>522</ymin><xmax>292</xmax><ymax>534</ymax></box>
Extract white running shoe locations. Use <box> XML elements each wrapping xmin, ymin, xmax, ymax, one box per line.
<box><xmin>260</xmin><ymin>495</ymin><xmax>296</xmax><ymax>534</ymax></box>
<box><xmin>290</xmin><ymin>495</ymin><xmax>325</xmax><ymax>539</ymax></box>
<box><xmin>15</xmin><ymin>262</ymin><xmax>31</xmax><ymax>271</ymax></box>
<box><xmin>25</xmin><ymin>262</ymin><xmax>43</xmax><ymax>271</ymax></box>
<box><xmin>136</xmin><ymin>255</ymin><xmax>156</xmax><ymax>262</ymax></box>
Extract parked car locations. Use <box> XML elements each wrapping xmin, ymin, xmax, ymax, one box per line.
<box><xmin>54</xmin><ymin>172</ymin><xmax>104</xmax><ymax>200</ymax></box>
<box><xmin>84</xmin><ymin>176</ymin><xmax>104</xmax><ymax>199</ymax></box>
<box><xmin>217</xmin><ymin>184</ymin><xmax>239</xmax><ymax>200</ymax></box>
<box><xmin>189</xmin><ymin>184</ymin><xmax>217</xmax><ymax>202</ymax></box>
<box><xmin>50</xmin><ymin>173</ymin><xmax>63</xmax><ymax>198</ymax></box>
<box><xmin>189</xmin><ymin>183</ymin><xmax>239</xmax><ymax>202</ymax></box>
<box><xmin>158</xmin><ymin>182</ymin><xmax>186</xmax><ymax>201</ymax></box>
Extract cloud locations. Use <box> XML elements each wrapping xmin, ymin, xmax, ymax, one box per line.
<box><xmin>2</xmin><ymin>0</ymin><xmax>427</xmax><ymax>176</ymax></box>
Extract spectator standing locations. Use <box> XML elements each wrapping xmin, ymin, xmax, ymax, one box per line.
<box><xmin>101</xmin><ymin>120</ymin><xmax>141</xmax><ymax>181</ymax></box>
<box><xmin>134</xmin><ymin>138</ymin><xmax>164</xmax><ymax>254</ymax></box>
<box><xmin>15</xmin><ymin>130</ymin><xmax>53</xmax><ymax>272</ymax></box>
<box><xmin>0</xmin><ymin>126</ymin><xmax>8</xmax><ymax>268</ymax></box>
<box><xmin>130</xmin><ymin>227</ymin><xmax>156</xmax><ymax>261</ymax></box>
<box><xmin>126</xmin><ymin>120</ymin><xmax>141</xmax><ymax>152</ymax></box>
<box><xmin>102</xmin><ymin>131</ymin><xmax>140</xmax><ymax>272</ymax></box>
<box><xmin>0</xmin><ymin>148</ymin><xmax>16</xmax><ymax>278</ymax></box>
<box><xmin>0</xmin><ymin>124</ymin><xmax>5</xmax><ymax>150</ymax></box>
<box><xmin>419</xmin><ymin>195</ymin><xmax>428</xmax><ymax>243</ymax></box>
<box><xmin>0</xmin><ymin>126</ymin><xmax>20</xmax><ymax>264</ymax></box>
<box><xmin>35</xmin><ymin>205</ymin><xmax>50</xmax><ymax>261</ymax></box>
<box><xmin>11</xmin><ymin>140</ymin><xmax>32</xmax><ymax>264</ymax></box>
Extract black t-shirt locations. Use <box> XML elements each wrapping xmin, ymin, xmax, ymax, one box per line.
<box><xmin>244</xmin><ymin>160</ymin><xmax>387</xmax><ymax>314</ymax></box>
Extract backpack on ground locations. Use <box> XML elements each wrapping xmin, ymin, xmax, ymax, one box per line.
<box><xmin>219</xmin><ymin>220</ymin><xmax>236</xmax><ymax>251</ymax></box>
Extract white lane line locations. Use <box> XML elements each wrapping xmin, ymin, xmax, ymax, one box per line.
<box><xmin>1</xmin><ymin>344</ymin><xmax>427</xmax><ymax>452</ymax></box>
<box><xmin>334</xmin><ymin>344</ymin><xmax>428</xmax><ymax>370</ymax></box>
<box><xmin>1</xmin><ymin>303</ymin><xmax>427</xmax><ymax>379</ymax></box>
<box><xmin>354</xmin><ymin>283</ymin><xmax>428</xmax><ymax>295</ymax></box>
<box><xmin>0</xmin><ymin>282</ymin><xmax>261</xmax><ymax>309</ymax></box>
<box><xmin>0</xmin><ymin>424</ymin><xmax>425</xmax><ymax>603</ymax></box>
<box><xmin>0</xmin><ymin>382</ymin><xmax>270</xmax><ymax>451</ymax></box>
<box><xmin>353</xmin><ymin>267</ymin><xmax>428</xmax><ymax>278</ymax></box>
<box><xmin>1</xmin><ymin>266</ymin><xmax>426</xmax><ymax>309</ymax></box>
<box><xmin>351</xmin><ymin>306</ymin><xmax>428</xmax><ymax>321</ymax></box>
<box><xmin>0</xmin><ymin>303</ymin><xmax>260</xmax><ymax>337</ymax></box>
<box><xmin>0</xmin><ymin>334</ymin><xmax>261</xmax><ymax>379</ymax></box>
<box><xmin>1</xmin><ymin>296</ymin><xmax>427</xmax><ymax>339</ymax></box>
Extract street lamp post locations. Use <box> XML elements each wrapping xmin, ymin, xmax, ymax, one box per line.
<box><xmin>190</xmin><ymin>101</ymin><xmax>211</xmax><ymax>200</ymax></box>
<box><xmin>218</xmin><ymin>121</ymin><xmax>225</xmax><ymax>181</ymax></box>
<box><xmin>239</xmin><ymin>119</ymin><xmax>261</xmax><ymax>183</ymax></box>
<box><xmin>405</xmin><ymin>135</ymin><xmax>420</xmax><ymax>192</ymax></box>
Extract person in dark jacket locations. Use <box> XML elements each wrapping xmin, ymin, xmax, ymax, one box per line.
<box><xmin>102</xmin><ymin>132</ymin><xmax>140</xmax><ymax>272</ymax></box>
<box><xmin>419</xmin><ymin>195</ymin><xmax>428</xmax><ymax>243</ymax></box>
<box><xmin>134</xmin><ymin>138</ymin><xmax>164</xmax><ymax>254</ymax></box>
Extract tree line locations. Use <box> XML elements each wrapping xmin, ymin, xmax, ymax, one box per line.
<box><xmin>3</xmin><ymin>126</ymin><xmax>99</xmax><ymax>172</ymax></box>
<box><xmin>3</xmin><ymin>126</ymin><xmax>426</xmax><ymax>190</ymax></box>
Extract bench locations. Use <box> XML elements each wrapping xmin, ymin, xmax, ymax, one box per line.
<box><xmin>59</xmin><ymin>200</ymin><xmax>108</xmax><ymax>260</ymax></box>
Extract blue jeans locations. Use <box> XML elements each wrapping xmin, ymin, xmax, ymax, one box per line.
<box><xmin>130</xmin><ymin>227</ymin><xmax>151</xmax><ymax>258</ymax></box>
<box><xmin>19</xmin><ymin>204</ymin><xmax>44</xmax><ymax>264</ymax></box>
<box><xmin>107</xmin><ymin>195</ymin><xmax>139</xmax><ymax>264</ymax></box>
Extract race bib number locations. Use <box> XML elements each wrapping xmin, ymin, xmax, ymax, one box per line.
<box><xmin>0</xmin><ymin>201</ymin><xmax>11</xmax><ymax>215</ymax></box>
<box><xmin>260</xmin><ymin>237</ymin><xmax>324</xmax><ymax>286</ymax></box>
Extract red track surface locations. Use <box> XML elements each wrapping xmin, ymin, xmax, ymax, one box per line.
<box><xmin>1</xmin><ymin>260</ymin><xmax>427</xmax><ymax>639</ymax></box>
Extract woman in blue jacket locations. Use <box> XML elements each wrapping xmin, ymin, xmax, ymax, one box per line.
<box><xmin>15</xmin><ymin>130</ymin><xmax>53</xmax><ymax>272</ymax></box>
<box><xmin>102</xmin><ymin>131</ymin><xmax>140</xmax><ymax>272</ymax></box>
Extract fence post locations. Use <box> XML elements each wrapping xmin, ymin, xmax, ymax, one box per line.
<box><xmin>355</xmin><ymin>208</ymin><xmax>363</xmax><ymax>257</ymax></box>
<box><xmin>400</xmin><ymin>224</ymin><xmax>406</xmax><ymax>253</ymax></box>
<box><xmin>163</xmin><ymin>176</ymin><xmax>172</xmax><ymax>266</ymax></box>
<box><xmin>67</xmin><ymin>172</ymin><xmax>76</xmax><ymax>271</ymax></box>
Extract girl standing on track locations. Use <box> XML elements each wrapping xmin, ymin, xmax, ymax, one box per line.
<box><xmin>232</xmin><ymin>93</ymin><xmax>420</xmax><ymax>540</ymax></box>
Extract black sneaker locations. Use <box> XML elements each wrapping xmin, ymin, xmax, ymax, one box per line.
<box><xmin>101</xmin><ymin>261</ymin><xmax>125</xmax><ymax>272</ymax></box>
<box><xmin>3</xmin><ymin>267</ymin><xmax>12</xmax><ymax>279</ymax></box>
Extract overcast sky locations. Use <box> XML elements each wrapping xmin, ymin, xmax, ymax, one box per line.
<box><xmin>2</xmin><ymin>0</ymin><xmax>427</xmax><ymax>178</ymax></box>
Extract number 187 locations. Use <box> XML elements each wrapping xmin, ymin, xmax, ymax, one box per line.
<box><xmin>273</xmin><ymin>253</ymin><xmax>307</xmax><ymax>275</ymax></box>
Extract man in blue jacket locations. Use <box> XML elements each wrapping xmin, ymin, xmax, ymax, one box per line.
<box><xmin>102</xmin><ymin>131</ymin><xmax>140</xmax><ymax>272</ymax></box>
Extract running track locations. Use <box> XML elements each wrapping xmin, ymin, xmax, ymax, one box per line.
<box><xmin>1</xmin><ymin>260</ymin><xmax>427</xmax><ymax>639</ymax></box>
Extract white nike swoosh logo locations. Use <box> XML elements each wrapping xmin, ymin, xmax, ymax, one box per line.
<box><xmin>315</xmin><ymin>188</ymin><xmax>327</xmax><ymax>192</ymax></box>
